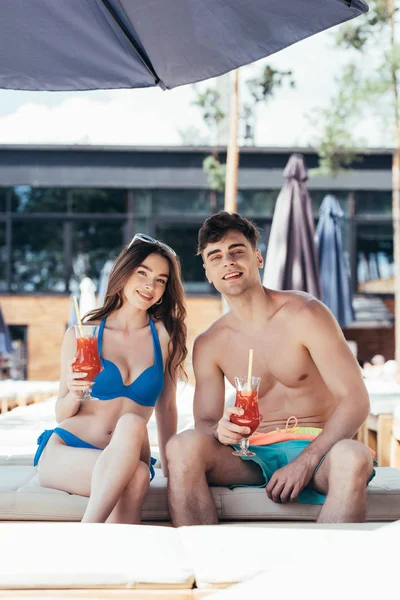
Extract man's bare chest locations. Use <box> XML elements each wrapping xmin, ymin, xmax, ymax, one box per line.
<box><xmin>217</xmin><ymin>331</ymin><xmax>316</xmax><ymax>392</ymax></box>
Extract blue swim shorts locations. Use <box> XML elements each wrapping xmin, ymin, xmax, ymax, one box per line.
<box><xmin>231</xmin><ymin>440</ymin><xmax>376</xmax><ymax>505</ymax></box>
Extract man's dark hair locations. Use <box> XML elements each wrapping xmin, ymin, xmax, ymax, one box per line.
<box><xmin>197</xmin><ymin>211</ymin><xmax>259</xmax><ymax>255</ymax></box>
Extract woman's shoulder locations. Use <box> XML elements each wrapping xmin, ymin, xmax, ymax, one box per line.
<box><xmin>153</xmin><ymin>319</ymin><xmax>170</xmax><ymax>342</ymax></box>
<box><xmin>82</xmin><ymin>319</ymin><xmax>102</xmax><ymax>326</ymax></box>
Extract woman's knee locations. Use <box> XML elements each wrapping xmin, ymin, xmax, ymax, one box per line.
<box><xmin>113</xmin><ymin>413</ymin><xmax>147</xmax><ymax>441</ymax></box>
<box><xmin>328</xmin><ymin>439</ymin><xmax>373</xmax><ymax>481</ymax></box>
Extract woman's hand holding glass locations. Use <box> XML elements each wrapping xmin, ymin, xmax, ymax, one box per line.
<box><xmin>66</xmin><ymin>361</ymin><xmax>95</xmax><ymax>400</ymax></box>
<box><xmin>215</xmin><ymin>406</ymin><xmax>252</xmax><ymax>445</ymax></box>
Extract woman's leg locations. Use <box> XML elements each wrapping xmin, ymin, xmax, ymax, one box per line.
<box><xmin>38</xmin><ymin>437</ymin><xmax>101</xmax><ymax>497</ymax></box>
<box><xmin>82</xmin><ymin>413</ymin><xmax>149</xmax><ymax>523</ymax></box>
<box><xmin>106</xmin><ymin>460</ymin><xmax>150</xmax><ymax>524</ymax></box>
<box><xmin>38</xmin><ymin>418</ymin><xmax>151</xmax><ymax>524</ymax></box>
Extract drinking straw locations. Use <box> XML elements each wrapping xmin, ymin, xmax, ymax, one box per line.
<box><xmin>246</xmin><ymin>348</ymin><xmax>253</xmax><ymax>391</ymax></box>
<box><xmin>73</xmin><ymin>296</ymin><xmax>84</xmax><ymax>338</ymax></box>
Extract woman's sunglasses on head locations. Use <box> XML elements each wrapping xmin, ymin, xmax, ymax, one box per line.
<box><xmin>128</xmin><ymin>233</ymin><xmax>177</xmax><ymax>256</ymax></box>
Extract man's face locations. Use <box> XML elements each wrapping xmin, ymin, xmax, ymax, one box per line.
<box><xmin>202</xmin><ymin>231</ymin><xmax>263</xmax><ymax>296</ymax></box>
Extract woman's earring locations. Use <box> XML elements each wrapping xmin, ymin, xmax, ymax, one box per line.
<box><xmin>155</xmin><ymin>296</ymin><xmax>163</xmax><ymax>305</ymax></box>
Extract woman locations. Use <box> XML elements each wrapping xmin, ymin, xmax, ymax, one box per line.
<box><xmin>34</xmin><ymin>234</ymin><xmax>187</xmax><ymax>524</ymax></box>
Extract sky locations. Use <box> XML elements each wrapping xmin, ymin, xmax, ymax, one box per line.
<box><xmin>0</xmin><ymin>25</ymin><xmax>389</xmax><ymax>149</ymax></box>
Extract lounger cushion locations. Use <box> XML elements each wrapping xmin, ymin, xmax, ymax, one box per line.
<box><xmin>0</xmin><ymin>464</ymin><xmax>400</xmax><ymax>522</ymax></box>
<box><xmin>178</xmin><ymin>524</ymin><xmax>376</xmax><ymax>587</ymax></box>
<box><xmin>0</xmin><ymin>523</ymin><xmax>194</xmax><ymax>589</ymax></box>
<box><xmin>0</xmin><ymin>522</ymin><xmax>396</xmax><ymax>591</ymax></box>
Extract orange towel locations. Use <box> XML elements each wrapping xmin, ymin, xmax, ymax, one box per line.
<box><xmin>249</xmin><ymin>416</ymin><xmax>376</xmax><ymax>459</ymax></box>
<box><xmin>249</xmin><ymin>416</ymin><xmax>322</xmax><ymax>446</ymax></box>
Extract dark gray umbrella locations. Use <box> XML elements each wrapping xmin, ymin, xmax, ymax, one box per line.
<box><xmin>0</xmin><ymin>306</ymin><xmax>13</xmax><ymax>355</ymax></box>
<box><xmin>263</xmin><ymin>154</ymin><xmax>321</xmax><ymax>298</ymax></box>
<box><xmin>316</xmin><ymin>194</ymin><xmax>355</xmax><ymax>327</ymax></box>
<box><xmin>0</xmin><ymin>0</ymin><xmax>368</xmax><ymax>91</ymax></box>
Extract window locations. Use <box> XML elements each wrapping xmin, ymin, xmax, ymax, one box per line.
<box><xmin>8</xmin><ymin>325</ymin><xmax>27</xmax><ymax>380</ymax></box>
<box><xmin>356</xmin><ymin>224</ymin><xmax>394</xmax><ymax>294</ymax></box>
<box><xmin>132</xmin><ymin>191</ymin><xmax>152</xmax><ymax>216</ymax></box>
<box><xmin>235</xmin><ymin>190</ymin><xmax>280</xmax><ymax>216</ymax></box>
<box><xmin>71</xmin><ymin>222</ymin><xmax>125</xmax><ymax>291</ymax></box>
<box><xmin>155</xmin><ymin>223</ymin><xmax>211</xmax><ymax>293</ymax></box>
<box><xmin>0</xmin><ymin>224</ymin><xmax>7</xmax><ymax>292</ymax></box>
<box><xmin>11</xmin><ymin>221</ymin><xmax>65</xmax><ymax>292</ymax></box>
<box><xmin>0</xmin><ymin>177</ymin><xmax>395</xmax><ymax>299</ymax></box>
<box><xmin>152</xmin><ymin>190</ymin><xmax>211</xmax><ymax>216</ymax></box>
<box><xmin>12</xmin><ymin>187</ymin><xmax>68</xmax><ymax>213</ymax></box>
<box><xmin>70</xmin><ymin>189</ymin><xmax>127</xmax><ymax>213</ymax></box>
<box><xmin>0</xmin><ymin>188</ymin><xmax>7</xmax><ymax>212</ymax></box>
<box><xmin>355</xmin><ymin>191</ymin><xmax>392</xmax><ymax>215</ymax></box>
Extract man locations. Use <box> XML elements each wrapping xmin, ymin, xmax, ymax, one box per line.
<box><xmin>167</xmin><ymin>212</ymin><xmax>373</xmax><ymax>524</ymax></box>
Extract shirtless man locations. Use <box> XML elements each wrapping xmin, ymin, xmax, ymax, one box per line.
<box><xmin>167</xmin><ymin>211</ymin><xmax>373</xmax><ymax>524</ymax></box>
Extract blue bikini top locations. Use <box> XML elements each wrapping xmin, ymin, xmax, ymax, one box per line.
<box><xmin>92</xmin><ymin>317</ymin><xmax>164</xmax><ymax>406</ymax></box>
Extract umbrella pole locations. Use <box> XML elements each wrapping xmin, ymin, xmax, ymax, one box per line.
<box><xmin>224</xmin><ymin>69</ymin><xmax>239</xmax><ymax>213</ymax></box>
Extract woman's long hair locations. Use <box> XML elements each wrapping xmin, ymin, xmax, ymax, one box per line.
<box><xmin>84</xmin><ymin>241</ymin><xmax>187</xmax><ymax>380</ymax></box>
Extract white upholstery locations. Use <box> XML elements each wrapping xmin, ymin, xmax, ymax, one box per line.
<box><xmin>178</xmin><ymin>525</ymin><xmax>373</xmax><ymax>587</ymax></box>
<box><xmin>0</xmin><ymin>522</ymin><xmax>396</xmax><ymax>592</ymax></box>
<box><xmin>206</xmin><ymin>569</ymin><xmax>397</xmax><ymax>599</ymax></box>
<box><xmin>0</xmin><ymin>523</ymin><xmax>194</xmax><ymax>589</ymax></box>
<box><xmin>1</xmin><ymin>464</ymin><xmax>400</xmax><ymax>522</ymax></box>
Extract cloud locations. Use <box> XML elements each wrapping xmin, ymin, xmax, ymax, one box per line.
<box><xmin>0</xmin><ymin>86</ymin><xmax>207</xmax><ymax>145</ymax></box>
<box><xmin>0</xmin><ymin>29</ymin><xmax>388</xmax><ymax>148</ymax></box>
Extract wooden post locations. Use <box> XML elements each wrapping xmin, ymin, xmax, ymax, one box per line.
<box><xmin>224</xmin><ymin>70</ymin><xmax>239</xmax><ymax>213</ymax></box>
<box><xmin>393</xmin><ymin>149</ymin><xmax>400</xmax><ymax>367</ymax></box>
<box><xmin>389</xmin><ymin>1</ymin><xmax>400</xmax><ymax>369</ymax></box>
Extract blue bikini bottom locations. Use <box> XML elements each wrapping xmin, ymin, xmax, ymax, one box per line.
<box><xmin>34</xmin><ymin>427</ymin><xmax>156</xmax><ymax>481</ymax></box>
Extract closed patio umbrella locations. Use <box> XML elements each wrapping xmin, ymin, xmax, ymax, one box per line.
<box><xmin>0</xmin><ymin>306</ymin><xmax>13</xmax><ymax>355</ymax></box>
<box><xmin>68</xmin><ymin>277</ymin><xmax>97</xmax><ymax>326</ymax></box>
<box><xmin>316</xmin><ymin>194</ymin><xmax>355</xmax><ymax>327</ymax></box>
<box><xmin>97</xmin><ymin>259</ymin><xmax>114</xmax><ymax>308</ymax></box>
<box><xmin>263</xmin><ymin>154</ymin><xmax>321</xmax><ymax>298</ymax></box>
<box><xmin>0</xmin><ymin>0</ymin><xmax>368</xmax><ymax>91</ymax></box>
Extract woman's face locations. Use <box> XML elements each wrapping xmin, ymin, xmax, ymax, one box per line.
<box><xmin>123</xmin><ymin>252</ymin><xmax>170</xmax><ymax>309</ymax></box>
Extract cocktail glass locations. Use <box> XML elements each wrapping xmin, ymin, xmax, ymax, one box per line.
<box><xmin>72</xmin><ymin>325</ymin><xmax>101</xmax><ymax>400</ymax></box>
<box><xmin>230</xmin><ymin>376</ymin><xmax>261</xmax><ymax>457</ymax></box>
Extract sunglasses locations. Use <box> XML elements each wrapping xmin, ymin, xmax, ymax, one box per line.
<box><xmin>128</xmin><ymin>233</ymin><xmax>177</xmax><ymax>256</ymax></box>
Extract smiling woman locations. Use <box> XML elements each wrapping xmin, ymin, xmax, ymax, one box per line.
<box><xmin>33</xmin><ymin>235</ymin><xmax>187</xmax><ymax>525</ymax></box>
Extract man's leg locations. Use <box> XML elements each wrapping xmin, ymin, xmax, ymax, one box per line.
<box><xmin>312</xmin><ymin>439</ymin><xmax>374</xmax><ymax>523</ymax></box>
<box><xmin>166</xmin><ymin>430</ymin><xmax>264</xmax><ymax>526</ymax></box>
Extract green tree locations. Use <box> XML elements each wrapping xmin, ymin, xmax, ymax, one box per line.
<box><xmin>244</xmin><ymin>65</ymin><xmax>295</xmax><ymax>145</ymax></box>
<box><xmin>311</xmin><ymin>64</ymin><xmax>363</xmax><ymax>177</ymax></box>
<box><xmin>314</xmin><ymin>0</ymin><xmax>400</xmax><ymax>364</ymax></box>
<box><xmin>191</xmin><ymin>87</ymin><xmax>227</xmax><ymax>197</ymax></box>
<box><xmin>191</xmin><ymin>66</ymin><xmax>295</xmax><ymax>205</ymax></box>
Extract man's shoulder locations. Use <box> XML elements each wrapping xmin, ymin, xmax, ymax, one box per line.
<box><xmin>194</xmin><ymin>314</ymin><xmax>230</xmax><ymax>349</ymax></box>
<box><xmin>269</xmin><ymin>289</ymin><xmax>315</xmax><ymax>315</ymax></box>
<box><xmin>276</xmin><ymin>291</ymin><xmax>336</xmax><ymax>334</ymax></box>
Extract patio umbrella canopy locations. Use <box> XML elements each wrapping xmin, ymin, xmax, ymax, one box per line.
<box><xmin>0</xmin><ymin>0</ymin><xmax>368</xmax><ymax>91</ymax></box>
<box><xmin>263</xmin><ymin>154</ymin><xmax>321</xmax><ymax>298</ymax></box>
<box><xmin>316</xmin><ymin>194</ymin><xmax>355</xmax><ymax>327</ymax></box>
<box><xmin>0</xmin><ymin>306</ymin><xmax>13</xmax><ymax>355</ymax></box>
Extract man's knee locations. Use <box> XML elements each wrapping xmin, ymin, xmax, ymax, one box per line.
<box><xmin>166</xmin><ymin>429</ymin><xmax>211</xmax><ymax>471</ymax></box>
<box><xmin>328</xmin><ymin>439</ymin><xmax>373</xmax><ymax>482</ymax></box>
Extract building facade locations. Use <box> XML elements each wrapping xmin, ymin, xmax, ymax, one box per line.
<box><xmin>0</xmin><ymin>144</ymin><xmax>395</xmax><ymax>379</ymax></box>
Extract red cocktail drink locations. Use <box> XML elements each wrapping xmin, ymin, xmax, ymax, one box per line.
<box><xmin>72</xmin><ymin>325</ymin><xmax>101</xmax><ymax>400</ymax></box>
<box><xmin>230</xmin><ymin>391</ymin><xmax>260</xmax><ymax>435</ymax></box>
<box><xmin>230</xmin><ymin>375</ymin><xmax>261</xmax><ymax>457</ymax></box>
<box><xmin>72</xmin><ymin>336</ymin><xmax>101</xmax><ymax>381</ymax></box>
